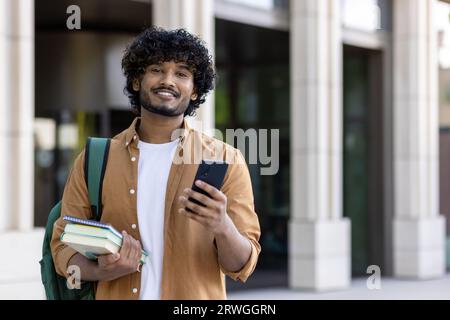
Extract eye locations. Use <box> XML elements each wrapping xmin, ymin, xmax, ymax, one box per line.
<box><xmin>150</xmin><ymin>67</ymin><xmax>161</xmax><ymax>73</ymax></box>
<box><xmin>176</xmin><ymin>72</ymin><xmax>189</xmax><ymax>78</ymax></box>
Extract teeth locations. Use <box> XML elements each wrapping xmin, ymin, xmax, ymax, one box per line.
<box><xmin>156</xmin><ymin>91</ymin><xmax>175</xmax><ymax>97</ymax></box>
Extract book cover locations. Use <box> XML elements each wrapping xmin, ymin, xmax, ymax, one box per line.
<box><xmin>64</xmin><ymin>223</ymin><xmax>123</xmax><ymax>247</ymax></box>
<box><xmin>63</xmin><ymin>215</ymin><xmax>122</xmax><ymax>239</ymax></box>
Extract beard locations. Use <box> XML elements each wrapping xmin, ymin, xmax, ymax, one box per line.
<box><xmin>140</xmin><ymin>89</ymin><xmax>190</xmax><ymax>117</ymax></box>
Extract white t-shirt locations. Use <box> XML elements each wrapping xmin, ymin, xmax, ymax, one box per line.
<box><xmin>137</xmin><ymin>138</ymin><xmax>179</xmax><ymax>300</ymax></box>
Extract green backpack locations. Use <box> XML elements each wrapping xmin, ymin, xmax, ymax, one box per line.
<box><xmin>39</xmin><ymin>137</ymin><xmax>111</xmax><ymax>300</ymax></box>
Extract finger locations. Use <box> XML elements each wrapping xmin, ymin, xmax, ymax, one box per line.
<box><xmin>183</xmin><ymin>197</ymin><xmax>210</xmax><ymax>216</ymax></box>
<box><xmin>194</xmin><ymin>180</ymin><xmax>224</xmax><ymax>201</ymax></box>
<box><xmin>178</xmin><ymin>195</ymin><xmax>188</xmax><ymax>207</ymax></box>
<box><xmin>98</xmin><ymin>252</ymin><xmax>120</xmax><ymax>267</ymax></box>
<box><xmin>179</xmin><ymin>195</ymin><xmax>207</xmax><ymax>216</ymax></box>
<box><xmin>120</xmin><ymin>231</ymin><xmax>131</xmax><ymax>258</ymax></box>
<box><xmin>126</xmin><ymin>235</ymin><xmax>137</xmax><ymax>261</ymax></box>
<box><xmin>179</xmin><ymin>208</ymin><xmax>210</xmax><ymax>224</ymax></box>
<box><xmin>133</xmin><ymin>240</ymin><xmax>142</xmax><ymax>264</ymax></box>
<box><xmin>178</xmin><ymin>195</ymin><xmax>197</xmax><ymax>214</ymax></box>
<box><xmin>183</xmin><ymin>188</ymin><xmax>215</xmax><ymax>208</ymax></box>
<box><xmin>128</xmin><ymin>238</ymin><xmax>138</xmax><ymax>261</ymax></box>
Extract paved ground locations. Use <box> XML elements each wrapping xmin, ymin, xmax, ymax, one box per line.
<box><xmin>227</xmin><ymin>274</ymin><xmax>450</xmax><ymax>300</ymax></box>
<box><xmin>1</xmin><ymin>274</ymin><xmax>449</xmax><ymax>300</ymax></box>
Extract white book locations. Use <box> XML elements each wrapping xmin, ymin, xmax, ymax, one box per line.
<box><xmin>62</xmin><ymin>233</ymin><xmax>148</xmax><ymax>264</ymax></box>
<box><xmin>61</xmin><ymin>232</ymin><xmax>122</xmax><ymax>261</ymax></box>
<box><xmin>61</xmin><ymin>220</ymin><xmax>148</xmax><ymax>264</ymax></box>
<box><xmin>64</xmin><ymin>223</ymin><xmax>123</xmax><ymax>247</ymax></box>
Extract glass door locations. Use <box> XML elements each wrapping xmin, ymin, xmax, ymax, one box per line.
<box><xmin>343</xmin><ymin>45</ymin><xmax>384</xmax><ymax>276</ymax></box>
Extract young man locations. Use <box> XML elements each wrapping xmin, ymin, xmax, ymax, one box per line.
<box><xmin>51</xmin><ymin>27</ymin><xmax>261</xmax><ymax>300</ymax></box>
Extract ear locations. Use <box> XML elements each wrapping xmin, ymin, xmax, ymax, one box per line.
<box><xmin>191</xmin><ymin>92</ymin><xmax>198</xmax><ymax>101</ymax></box>
<box><xmin>132</xmin><ymin>79</ymin><xmax>140</xmax><ymax>91</ymax></box>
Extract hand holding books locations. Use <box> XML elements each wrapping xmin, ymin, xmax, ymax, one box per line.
<box><xmin>62</xmin><ymin>216</ymin><xmax>148</xmax><ymax>281</ymax></box>
<box><xmin>97</xmin><ymin>230</ymin><xmax>144</xmax><ymax>278</ymax></box>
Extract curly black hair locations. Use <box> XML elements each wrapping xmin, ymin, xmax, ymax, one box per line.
<box><xmin>121</xmin><ymin>27</ymin><xmax>216</xmax><ymax>117</ymax></box>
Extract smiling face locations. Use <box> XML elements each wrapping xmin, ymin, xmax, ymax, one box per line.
<box><xmin>133</xmin><ymin>61</ymin><xmax>198</xmax><ymax>117</ymax></box>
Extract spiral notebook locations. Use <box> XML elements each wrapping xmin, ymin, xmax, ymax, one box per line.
<box><xmin>63</xmin><ymin>216</ymin><xmax>123</xmax><ymax>240</ymax></box>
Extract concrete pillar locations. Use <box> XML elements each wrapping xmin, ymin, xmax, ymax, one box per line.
<box><xmin>0</xmin><ymin>0</ymin><xmax>41</xmax><ymax>299</ymax></box>
<box><xmin>0</xmin><ymin>0</ymin><xmax>34</xmax><ymax>231</ymax></box>
<box><xmin>393</xmin><ymin>0</ymin><xmax>446</xmax><ymax>278</ymax></box>
<box><xmin>289</xmin><ymin>0</ymin><xmax>351</xmax><ymax>290</ymax></box>
<box><xmin>152</xmin><ymin>0</ymin><xmax>215</xmax><ymax>135</ymax></box>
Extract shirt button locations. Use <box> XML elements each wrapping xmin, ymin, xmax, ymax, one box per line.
<box><xmin>132</xmin><ymin>288</ymin><xmax>138</xmax><ymax>294</ymax></box>
<box><xmin>129</xmin><ymin>189</ymin><xmax>135</xmax><ymax>194</ymax></box>
<box><xmin>131</xmin><ymin>224</ymin><xmax>137</xmax><ymax>229</ymax></box>
<box><xmin>125</xmin><ymin>142</ymin><xmax>129</xmax><ymax>146</ymax></box>
<box><xmin>131</xmin><ymin>156</ymin><xmax>136</xmax><ymax>162</ymax></box>
<box><xmin>133</xmin><ymin>135</ymin><xmax>137</xmax><ymax>140</ymax></box>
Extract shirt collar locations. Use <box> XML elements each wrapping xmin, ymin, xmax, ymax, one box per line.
<box><xmin>124</xmin><ymin>117</ymin><xmax>191</xmax><ymax>147</ymax></box>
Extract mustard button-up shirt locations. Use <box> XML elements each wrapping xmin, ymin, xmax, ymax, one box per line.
<box><xmin>50</xmin><ymin>117</ymin><xmax>261</xmax><ymax>300</ymax></box>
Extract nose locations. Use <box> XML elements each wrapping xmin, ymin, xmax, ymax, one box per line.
<box><xmin>159</xmin><ymin>70</ymin><xmax>176</xmax><ymax>88</ymax></box>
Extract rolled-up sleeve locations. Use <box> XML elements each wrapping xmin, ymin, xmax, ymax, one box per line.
<box><xmin>219</xmin><ymin>149</ymin><xmax>261</xmax><ymax>283</ymax></box>
<box><xmin>50</xmin><ymin>149</ymin><xmax>92</xmax><ymax>277</ymax></box>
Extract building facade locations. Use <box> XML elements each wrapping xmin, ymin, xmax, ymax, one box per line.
<box><xmin>0</xmin><ymin>0</ymin><xmax>449</xmax><ymax>298</ymax></box>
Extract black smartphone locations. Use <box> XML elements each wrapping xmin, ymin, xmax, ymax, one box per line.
<box><xmin>186</xmin><ymin>160</ymin><xmax>229</xmax><ymax>213</ymax></box>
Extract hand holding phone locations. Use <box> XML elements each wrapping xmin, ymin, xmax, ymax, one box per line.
<box><xmin>186</xmin><ymin>160</ymin><xmax>228</xmax><ymax>213</ymax></box>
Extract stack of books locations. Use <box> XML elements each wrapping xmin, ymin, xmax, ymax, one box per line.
<box><xmin>61</xmin><ymin>216</ymin><xmax>148</xmax><ymax>264</ymax></box>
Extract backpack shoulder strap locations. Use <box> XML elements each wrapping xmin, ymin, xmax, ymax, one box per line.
<box><xmin>84</xmin><ymin>137</ymin><xmax>111</xmax><ymax>221</ymax></box>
